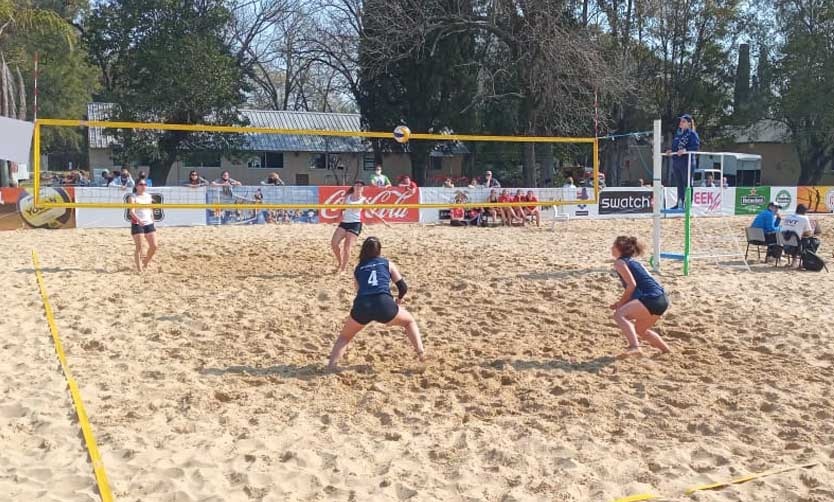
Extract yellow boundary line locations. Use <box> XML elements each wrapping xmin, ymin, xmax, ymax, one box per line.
<box><xmin>32</xmin><ymin>250</ymin><xmax>114</xmax><ymax>502</ymax></box>
<box><xmin>611</xmin><ymin>462</ymin><xmax>818</xmax><ymax>502</ymax></box>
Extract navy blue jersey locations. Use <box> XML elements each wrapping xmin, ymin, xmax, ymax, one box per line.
<box><xmin>618</xmin><ymin>257</ymin><xmax>665</xmax><ymax>300</ymax></box>
<box><xmin>355</xmin><ymin>257</ymin><xmax>392</xmax><ymax>297</ymax></box>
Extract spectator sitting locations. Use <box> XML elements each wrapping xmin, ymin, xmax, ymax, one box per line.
<box><xmin>563</xmin><ymin>176</ymin><xmax>576</xmax><ymax>188</ymax></box>
<box><xmin>781</xmin><ymin>204</ymin><xmax>821</xmax><ymax>257</ymax></box>
<box><xmin>467</xmin><ymin>177</ymin><xmax>480</xmax><ymax>188</ymax></box>
<box><xmin>497</xmin><ymin>189</ymin><xmax>515</xmax><ymax>226</ymax></box>
<box><xmin>524</xmin><ymin>190</ymin><xmax>541</xmax><ymax>227</ymax></box>
<box><xmin>484</xmin><ymin>170</ymin><xmax>501</xmax><ymax>188</ymax></box>
<box><xmin>638</xmin><ymin>178</ymin><xmax>652</xmax><ymax>188</ymax></box>
<box><xmin>262</xmin><ymin>172</ymin><xmax>285</xmax><ymax>186</ymax></box>
<box><xmin>485</xmin><ymin>188</ymin><xmax>500</xmax><ymax>224</ymax></box>
<box><xmin>722</xmin><ymin>176</ymin><xmax>730</xmax><ymax>188</ymax></box>
<box><xmin>185</xmin><ymin>170</ymin><xmax>208</xmax><ymax>187</ymax></box>
<box><xmin>512</xmin><ymin>189</ymin><xmax>527</xmax><ymax>225</ymax></box>
<box><xmin>704</xmin><ymin>174</ymin><xmax>717</xmax><ymax>187</ymax></box>
<box><xmin>111</xmin><ymin>167</ymin><xmax>136</xmax><ymax>190</ymax></box>
<box><xmin>212</xmin><ymin>170</ymin><xmax>241</xmax><ymax>186</ymax></box>
<box><xmin>370</xmin><ymin>164</ymin><xmax>392</xmax><ymax>187</ymax></box>
<box><xmin>443</xmin><ymin>177</ymin><xmax>454</xmax><ymax>188</ymax></box>
<box><xmin>751</xmin><ymin>202</ymin><xmax>781</xmax><ymax>245</ymax></box>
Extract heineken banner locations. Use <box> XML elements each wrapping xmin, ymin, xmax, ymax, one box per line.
<box><xmin>735</xmin><ymin>187</ymin><xmax>771</xmax><ymax>215</ymax></box>
<box><xmin>770</xmin><ymin>187</ymin><xmax>797</xmax><ymax>213</ymax></box>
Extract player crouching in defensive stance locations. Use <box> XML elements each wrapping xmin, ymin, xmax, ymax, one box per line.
<box><xmin>328</xmin><ymin>237</ymin><xmax>425</xmax><ymax>369</ymax></box>
<box><xmin>610</xmin><ymin>236</ymin><xmax>671</xmax><ymax>358</ymax></box>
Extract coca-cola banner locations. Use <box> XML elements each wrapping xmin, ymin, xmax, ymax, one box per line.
<box><xmin>319</xmin><ymin>186</ymin><xmax>420</xmax><ymax>224</ymax></box>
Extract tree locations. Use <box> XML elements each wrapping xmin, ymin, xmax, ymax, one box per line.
<box><xmin>773</xmin><ymin>0</ymin><xmax>834</xmax><ymax>184</ymax></box>
<box><xmin>84</xmin><ymin>0</ymin><xmax>248</xmax><ymax>183</ymax></box>
<box><xmin>0</xmin><ymin>0</ymin><xmax>87</xmax><ymax>186</ymax></box>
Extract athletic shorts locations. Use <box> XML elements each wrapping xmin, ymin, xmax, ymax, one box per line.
<box><xmin>339</xmin><ymin>222</ymin><xmax>362</xmax><ymax>236</ymax></box>
<box><xmin>639</xmin><ymin>295</ymin><xmax>669</xmax><ymax>316</ymax></box>
<box><xmin>350</xmin><ymin>293</ymin><xmax>399</xmax><ymax>325</ymax></box>
<box><xmin>131</xmin><ymin>223</ymin><xmax>156</xmax><ymax>235</ymax></box>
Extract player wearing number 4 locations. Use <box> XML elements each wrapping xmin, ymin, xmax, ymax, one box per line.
<box><xmin>328</xmin><ymin>237</ymin><xmax>425</xmax><ymax>369</ymax></box>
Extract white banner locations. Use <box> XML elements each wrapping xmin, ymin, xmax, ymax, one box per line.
<box><xmin>691</xmin><ymin>187</ymin><xmax>735</xmax><ymax>217</ymax></box>
<box><xmin>0</xmin><ymin>117</ymin><xmax>34</xmax><ymax>164</ymax></box>
<box><xmin>75</xmin><ymin>187</ymin><xmax>207</xmax><ymax>228</ymax></box>
<box><xmin>419</xmin><ymin>187</ymin><xmax>579</xmax><ymax>223</ymax></box>
<box><xmin>770</xmin><ymin>186</ymin><xmax>797</xmax><ymax>213</ymax></box>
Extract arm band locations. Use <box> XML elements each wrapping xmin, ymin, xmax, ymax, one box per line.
<box><xmin>395</xmin><ymin>279</ymin><xmax>407</xmax><ymax>299</ymax></box>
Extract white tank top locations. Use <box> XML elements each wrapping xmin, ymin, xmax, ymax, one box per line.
<box><xmin>342</xmin><ymin>195</ymin><xmax>365</xmax><ymax>223</ymax></box>
<box><xmin>131</xmin><ymin>192</ymin><xmax>154</xmax><ymax>225</ymax></box>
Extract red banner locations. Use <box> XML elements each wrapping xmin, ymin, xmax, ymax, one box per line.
<box><xmin>318</xmin><ymin>186</ymin><xmax>420</xmax><ymax>224</ymax></box>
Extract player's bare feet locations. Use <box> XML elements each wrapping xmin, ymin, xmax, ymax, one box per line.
<box><xmin>617</xmin><ymin>346</ymin><xmax>643</xmax><ymax>359</ymax></box>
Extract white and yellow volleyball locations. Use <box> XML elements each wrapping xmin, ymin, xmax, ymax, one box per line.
<box><xmin>393</xmin><ymin>125</ymin><xmax>411</xmax><ymax>144</ymax></box>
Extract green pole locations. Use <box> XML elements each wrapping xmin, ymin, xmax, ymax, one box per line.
<box><xmin>683</xmin><ymin>187</ymin><xmax>692</xmax><ymax>276</ymax></box>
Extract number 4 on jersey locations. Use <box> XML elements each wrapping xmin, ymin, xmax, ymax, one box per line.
<box><xmin>367</xmin><ymin>270</ymin><xmax>378</xmax><ymax>286</ymax></box>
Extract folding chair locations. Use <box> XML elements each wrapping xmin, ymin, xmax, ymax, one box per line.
<box><xmin>777</xmin><ymin>231</ymin><xmax>802</xmax><ymax>268</ymax></box>
<box><xmin>745</xmin><ymin>227</ymin><xmax>768</xmax><ymax>262</ymax></box>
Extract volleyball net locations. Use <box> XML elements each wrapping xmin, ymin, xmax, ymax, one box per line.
<box><xmin>33</xmin><ymin>118</ymin><xmax>599</xmax><ymax>211</ymax></box>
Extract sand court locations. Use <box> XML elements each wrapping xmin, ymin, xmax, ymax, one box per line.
<box><xmin>2</xmin><ymin>218</ymin><xmax>833</xmax><ymax>501</ymax></box>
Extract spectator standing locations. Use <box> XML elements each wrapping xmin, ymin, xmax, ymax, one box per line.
<box><xmin>370</xmin><ymin>164</ymin><xmax>392</xmax><ymax>187</ymax></box>
<box><xmin>563</xmin><ymin>176</ymin><xmax>576</xmax><ymax>188</ymax></box>
<box><xmin>137</xmin><ymin>170</ymin><xmax>153</xmax><ymax>187</ymax></box>
<box><xmin>262</xmin><ymin>172</ymin><xmax>285</xmax><ymax>185</ymax></box>
<box><xmin>484</xmin><ymin>170</ymin><xmax>501</xmax><ymax>188</ymax></box>
<box><xmin>398</xmin><ymin>175</ymin><xmax>418</xmax><ymax>191</ymax></box>
<box><xmin>668</xmin><ymin>114</ymin><xmax>700</xmax><ymax>208</ymax></box>
<box><xmin>100</xmin><ymin>169</ymin><xmax>113</xmax><ymax>187</ymax></box>
<box><xmin>185</xmin><ymin>170</ymin><xmax>208</xmax><ymax>187</ymax></box>
<box><xmin>212</xmin><ymin>170</ymin><xmax>241</xmax><ymax>186</ymax></box>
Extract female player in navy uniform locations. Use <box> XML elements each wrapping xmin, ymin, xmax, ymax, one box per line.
<box><xmin>328</xmin><ymin>237</ymin><xmax>425</xmax><ymax>369</ymax></box>
<box><xmin>610</xmin><ymin>236</ymin><xmax>671</xmax><ymax>358</ymax></box>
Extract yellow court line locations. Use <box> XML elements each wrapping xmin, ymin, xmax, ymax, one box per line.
<box><xmin>684</xmin><ymin>462</ymin><xmax>818</xmax><ymax>495</ymax></box>
<box><xmin>32</xmin><ymin>250</ymin><xmax>114</xmax><ymax>502</ymax></box>
<box><xmin>36</xmin><ymin>118</ymin><xmax>597</xmax><ymax>143</ymax></box>
<box><xmin>611</xmin><ymin>493</ymin><xmax>660</xmax><ymax>502</ymax></box>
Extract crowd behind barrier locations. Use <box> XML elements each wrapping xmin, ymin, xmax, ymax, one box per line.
<box><xmin>1</xmin><ymin>184</ymin><xmax>832</xmax><ymax>231</ymax></box>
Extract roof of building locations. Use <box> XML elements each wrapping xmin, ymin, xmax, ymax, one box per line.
<box><xmin>727</xmin><ymin>119</ymin><xmax>792</xmax><ymax>144</ymax></box>
<box><xmin>87</xmin><ymin>103</ymin><xmax>468</xmax><ymax>155</ymax></box>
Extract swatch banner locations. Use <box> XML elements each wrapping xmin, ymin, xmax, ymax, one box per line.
<box><xmin>771</xmin><ymin>187</ymin><xmax>797</xmax><ymax>213</ymax></box>
<box><xmin>0</xmin><ymin>187</ymin><xmax>76</xmax><ymax>230</ymax></box>
<box><xmin>206</xmin><ymin>185</ymin><xmax>319</xmax><ymax>225</ymax></box>
<box><xmin>319</xmin><ymin>186</ymin><xmax>420</xmax><ymax>224</ymax></box>
<box><xmin>598</xmin><ymin>190</ymin><xmax>653</xmax><ymax>215</ymax></box>
<box><xmin>734</xmin><ymin>187</ymin><xmax>771</xmax><ymax>215</ymax></box>
<box><xmin>797</xmin><ymin>186</ymin><xmax>834</xmax><ymax>213</ymax></box>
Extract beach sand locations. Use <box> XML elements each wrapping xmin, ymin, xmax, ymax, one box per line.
<box><xmin>2</xmin><ymin>216</ymin><xmax>833</xmax><ymax>501</ymax></box>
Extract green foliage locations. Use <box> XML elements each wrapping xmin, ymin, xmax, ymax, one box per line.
<box><xmin>84</xmin><ymin>0</ymin><xmax>248</xmax><ymax>182</ymax></box>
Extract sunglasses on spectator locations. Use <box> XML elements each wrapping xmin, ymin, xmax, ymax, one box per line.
<box><xmin>137</xmin><ymin>182</ymin><xmax>147</xmax><ymax>186</ymax></box>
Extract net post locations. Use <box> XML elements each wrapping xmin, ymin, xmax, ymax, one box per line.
<box><xmin>592</xmin><ymin>137</ymin><xmax>600</xmax><ymax>203</ymax></box>
<box><xmin>684</xmin><ymin>186</ymin><xmax>692</xmax><ymax>276</ymax></box>
<box><xmin>652</xmin><ymin>119</ymin><xmax>662</xmax><ymax>272</ymax></box>
<box><xmin>33</xmin><ymin>121</ymin><xmax>41</xmax><ymax>207</ymax></box>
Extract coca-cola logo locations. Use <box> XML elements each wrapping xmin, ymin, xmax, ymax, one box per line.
<box><xmin>320</xmin><ymin>187</ymin><xmax>418</xmax><ymax>222</ymax></box>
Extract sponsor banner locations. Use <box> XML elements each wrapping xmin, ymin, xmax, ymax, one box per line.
<box><xmin>320</xmin><ymin>186</ymin><xmax>419</xmax><ymax>224</ymax></box>
<box><xmin>691</xmin><ymin>187</ymin><xmax>735</xmax><ymax>217</ymax></box>
<box><xmin>75</xmin><ymin>187</ymin><xmax>206</xmax><ymax>228</ymax></box>
<box><xmin>0</xmin><ymin>187</ymin><xmax>76</xmax><ymax>231</ymax></box>
<box><xmin>770</xmin><ymin>186</ymin><xmax>797</xmax><ymax>213</ymax></box>
<box><xmin>734</xmin><ymin>186</ymin><xmax>771</xmax><ymax>215</ymax></box>
<box><xmin>797</xmin><ymin>186</ymin><xmax>834</xmax><ymax>213</ymax></box>
<box><xmin>206</xmin><ymin>186</ymin><xmax>319</xmax><ymax>225</ymax></box>
<box><xmin>599</xmin><ymin>190</ymin><xmax>653</xmax><ymax>215</ymax></box>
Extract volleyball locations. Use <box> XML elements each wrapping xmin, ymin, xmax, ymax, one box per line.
<box><xmin>393</xmin><ymin>125</ymin><xmax>411</xmax><ymax>144</ymax></box>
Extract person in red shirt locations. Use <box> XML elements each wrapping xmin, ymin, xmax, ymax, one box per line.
<box><xmin>449</xmin><ymin>206</ymin><xmax>466</xmax><ymax>226</ymax></box>
<box><xmin>524</xmin><ymin>190</ymin><xmax>541</xmax><ymax>227</ymax></box>
<box><xmin>512</xmin><ymin>189</ymin><xmax>528</xmax><ymax>225</ymax></box>
<box><xmin>498</xmin><ymin>189</ymin><xmax>515</xmax><ymax>226</ymax></box>
<box><xmin>398</xmin><ymin>175</ymin><xmax>418</xmax><ymax>194</ymax></box>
